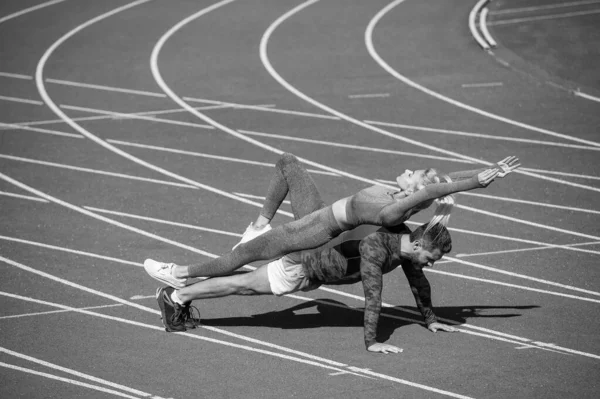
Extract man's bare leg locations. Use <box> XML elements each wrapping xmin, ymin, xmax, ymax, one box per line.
<box><xmin>176</xmin><ymin>263</ymin><xmax>272</xmax><ymax>303</ymax></box>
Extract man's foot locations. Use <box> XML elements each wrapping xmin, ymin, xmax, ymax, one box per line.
<box><xmin>144</xmin><ymin>259</ymin><xmax>187</xmax><ymax>289</ymax></box>
<box><xmin>232</xmin><ymin>223</ymin><xmax>272</xmax><ymax>250</ymax></box>
<box><xmin>156</xmin><ymin>287</ymin><xmax>187</xmax><ymax>332</ymax></box>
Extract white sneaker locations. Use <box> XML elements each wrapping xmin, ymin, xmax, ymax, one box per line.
<box><xmin>144</xmin><ymin>259</ymin><xmax>187</xmax><ymax>288</ymax></box>
<box><xmin>232</xmin><ymin>223</ymin><xmax>272</xmax><ymax>250</ymax></box>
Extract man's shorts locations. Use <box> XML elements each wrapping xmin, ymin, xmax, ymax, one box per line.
<box><xmin>267</xmin><ymin>253</ymin><xmax>321</xmax><ymax>296</ymax></box>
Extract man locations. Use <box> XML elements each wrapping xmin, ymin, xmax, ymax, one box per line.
<box><xmin>146</xmin><ymin>221</ymin><xmax>457</xmax><ymax>354</ymax></box>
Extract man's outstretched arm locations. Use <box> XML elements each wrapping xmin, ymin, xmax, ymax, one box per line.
<box><xmin>401</xmin><ymin>263</ymin><xmax>457</xmax><ymax>333</ymax></box>
<box><xmin>359</xmin><ymin>236</ymin><xmax>403</xmax><ymax>354</ymax></box>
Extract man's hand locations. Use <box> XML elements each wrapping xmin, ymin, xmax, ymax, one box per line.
<box><xmin>496</xmin><ymin>156</ymin><xmax>521</xmax><ymax>177</ymax></box>
<box><xmin>427</xmin><ymin>322</ymin><xmax>458</xmax><ymax>333</ymax></box>
<box><xmin>367</xmin><ymin>343</ymin><xmax>403</xmax><ymax>354</ymax></box>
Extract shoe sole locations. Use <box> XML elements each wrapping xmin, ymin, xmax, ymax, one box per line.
<box><xmin>155</xmin><ymin>287</ymin><xmax>185</xmax><ymax>332</ymax></box>
<box><xmin>145</xmin><ymin>262</ymin><xmax>186</xmax><ymax>289</ymax></box>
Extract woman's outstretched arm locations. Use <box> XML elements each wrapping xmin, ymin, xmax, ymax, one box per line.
<box><xmin>379</xmin><ymin>169</ymin><xmax>499</xmax><ymax>225</ymax></box>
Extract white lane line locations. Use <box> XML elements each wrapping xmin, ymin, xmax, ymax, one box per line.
<box><xmin>444</xmin><ymin>255</ymin><xmax>600</xmax><ymax>297</ymax></box>
<box><xmin>0</xmin><ymin>264</ymin><xmax>391</xmax><ymax>383</ymax></box>
<box><xmin>490</xmin><ymin>0</ymin><xmax>600</xmax><ymax>15</ymax></box>
<box><xmin>0</xmin><ymin>235</ymin><xmax>142</xmax><ymax>267</ymax></box>
<box><xmin>574</xmin><ymin>91</ymin><xmax>600</xmax><ymax>103</ymax></box>
<box><xmin>480</xmin><ymin>7</ymin><xmax>497</xmax><ymax>48</ymax></box>
<box><xmin>61</xmin><ymin>104</ymin><xmax>215</xmax><ymax>130</ymax></box>
<box><xmin>83</xmin><ymin>206</ymin><xmax>243</xmax><ymax>237</ymax></box>
<box><xmin>0</xmin><ymin>95</ymin><xmax>43</xmax><ymax>105</ymax></box>
<box><xmin>519</xmin><ymin>167</ymin><xmax>600</xmax><ymax>181</ymax></box>
<box><xmin>0</xmin><ymin>121</ymin><xmax>83</xmax><ymax>138</ymax></box>
<box><xmin>461</xmin><ymin>82</ymin><xmax>503</xmax><ymax>88</ymax></box>
<box><xmin>365</xmin><ymin>120</ymin><xmax>600</xmax><ymax>152</ymax></box>
<box><xmin>0</xmin><ymin>72</ymin><xmax>32</xmax><ymax>80</ymax></box>
<box><xmin>260</xmin><ymin>0</ymin><xmax>600</xmax><ymax>239</ymax></box>
<box><xmin>429</xmin><ymin>268</ymin><xmax>600</xmax><ymax>303</ymax></box>
<box><xmin>457</xmin><ymin>203</ymin><xmax>600</xmax><ymax>241</ymax></box>
<box><xmin>376</xmin><ymin>179</ymin><xmax>600</xmax><ymax>215</ymax></box>
<box><xmin>0</xmin><ymin>190</ymin><xmax>48</xmax><ymax>202</ymax></box>
<box><xmin>0</xmin><ymin>173</ymin><xmax>533</xmax><ymax>392</ymax></box>
<box><xmin>47</xmin><ymin>78</ymin><xmax>166</xmax><ymax>98</ymax></box>
<box><xmin>184</xmin><ymin>97</ymin><xmax>338</xmax><ymax>120</ymax></box>
<box><xmin>34</xmin><ymin>2</ymin><xmax>267</xmax><ymax>214</ymax></box>
<box><xmin>487</xmin><ymin>8</ymin><xmax>600</xmax><ymax>25</ymax></box>
<box><xmin>316</xmin><ymin>287</ymin><xmax>600</xmax><ymax>359</ymax></box>
<box><xmin>261</xmin><ymin>0</ymin><xmax>600</xmax><ymax>202</ymax></box>
<box><xmin>0</xmin><ymin>0</ymin><xmax>68</xmax><ymax>25</ymax></box>
<box><xmin>0</xmin><ymin>362</ymin><xmax>141</xmax><ymax>399</ymax></box>
<box><xmin>469</xmin><ymin>0</ymin><xmax>491</xmax><ymax>50</ymax></box>
<box><xmin>0</xmin><ymin>303</ymin><xmax>121</xmax><ymax>320</ymax></box>
<box><xmin>107</xmin><ymin>139</ymin><xmax>339</xmax><ymax>177</ymax></box>
<box><xmin>0</xmin><ymin>222</ymin><xmax>594</xmax><ymax>359</ymax></box>
<box><xmin>455</xmin><ymin>241</ymin><xmax>600</xmax><ymax>258</ymax></box>
<box><xmin>233</xmin><ymin>192</ymin><xmax>291</xmax><ymax>205</ymax></box>
<box><xmin>238</xmin><ymin>128</ymin><xmax>475</xmax><ymax>163</ymax></box>
<box><xmin>0</xmin><ymin>346</ymin><xmax>150</xmax><ymax>397</ymax></box>
<box><xmin>348</xmin><ymin>93</ymin><xmax>390</xmax><ymax>99</ymax></box>
<box><xmin>365</xmin><ymin>0</ymin><xmax>600</xmax><ymax>148</ymax></box>
<box><xmin>0</xmin><ymin>154</ymin><xmax>198</xmax><ymax>189</ymax></box>
<box><xmin>79</xmin><ymin>206</ymin><xmax>600</xmax><ymax>298</ymax></box>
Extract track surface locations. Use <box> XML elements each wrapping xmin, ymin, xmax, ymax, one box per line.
<box><xmin>1</xmin><ymin>0</ymin><xmax>599</xmax><ymax>398</ymax></box>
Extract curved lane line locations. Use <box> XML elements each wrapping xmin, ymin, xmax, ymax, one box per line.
<box><xmin>0</xmin><ymin>0</ymin><xmax>68</xmax><ymax>25</ymax></box>
<box><xmin>258</xmin><ymin>0</ymin><xmax>600</xmax><ymax>196</ymax></box>
<box><xmin>33</xmin><ymin>0</ymin><xmax>268</xmax><ymax>212</ymax></box>
<box><xmin>257</xmin><ymin>0</ymin><xmax>600</xmax><ymax>238</ymax></box>
<box><xmin>469</xmin><ymin>0</ymin><xmax>491</xmax><ymax>50</ymax></box>
<box><xmin>366</xmin><ymin>0</ymin><xmax>600</xmax><ymax>148</ymax></box>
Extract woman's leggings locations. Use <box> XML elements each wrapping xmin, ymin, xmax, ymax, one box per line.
<box><xmin>186</xmin><ymin>153</ymin><xmax>343</xmax><ymax>277</ymax></box>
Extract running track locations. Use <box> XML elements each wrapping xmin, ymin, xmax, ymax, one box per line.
<box><xmin>1</xmin><ymin>0</ymin><xmax>599</xmax><ymax>398</ymax></box>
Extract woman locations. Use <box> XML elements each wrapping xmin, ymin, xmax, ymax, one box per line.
<box><xmin>145</xmin><ymin>153</ymin><xmax>519</xmax><ymax>286</ymax></box>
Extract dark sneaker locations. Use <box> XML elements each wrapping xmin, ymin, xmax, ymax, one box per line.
<box><xmin>183</xmin><ymin>304</ymin><xmax>201</xmax><ymax>329</ymax></box>
<box><xmin>156</xmin><ymin>287</ymin><xmax>186</xmax><ymax>332</ymax></box>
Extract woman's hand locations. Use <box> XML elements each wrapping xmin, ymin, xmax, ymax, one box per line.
<box><xmin>496</xmin><ymin>156</ymin><xmax>521</xmax><ymax>177</ymax></box>
<box><xmin>478</xmin><ymin>169</ymin><xmax>499</xmax><ymax>187</ymax></box>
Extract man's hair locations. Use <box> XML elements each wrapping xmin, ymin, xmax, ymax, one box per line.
<box><xmin>409</xmin><ymin>223</ymin><xmax>452</xmax><ymax>254</ymax></box>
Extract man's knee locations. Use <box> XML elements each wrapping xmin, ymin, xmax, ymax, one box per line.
<box><xmin>233</xmin><ymin>267</ymin><xmax>272</xmax><ymax>295</ymax></box>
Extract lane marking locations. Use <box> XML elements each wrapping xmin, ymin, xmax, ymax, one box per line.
<box><xmin>480</xmin><ymin>7</ymin><xmax>497</xmax><ymax>48</ymax></box>
<box><xmin>0</xmin><ymin>227</ymin><xmax>594</xmax><ymax>359</ymax></box>
<box><xmin>490</xmin><ymin>0</ymin><xmax>600</xmax><ymax>15</ymax></box>
<box><xmin>47</xmin><ymin>78</ymin><xmax>166</xmax><ymax>98</ymax></box>
<box><xmin>61</xmin><ymin>104</ymin><xmax>215</xmax><ymax>130</ymax></box>
<box><xmin>456</xmin><ymin>241</ymin><xmax>600</xmax><ymax>258</ymax></box>
<box><xmin>429</xmin><ymin>268</ymin><xmax>600</xmax><ymax>303</ymax></box>
<box><xmin>574</xmin><ymin>91</ymin><xmax>600</xmax><ymax>103</ymax></box>
<box><xmin>0</xmin><ymin>95</ymin><xmax>43</xmax><ymax>105</ymax></box>
<box><xmin>444</xmin><ymin>255</ymin><xmax>600</xmax><ymax>297</ymax></box>
<box><xmin>461</xmin><ymin>82</ymin><xmax>503</xmax><ymax>88</ymax></box>
<box><xmin>0</xmin><ymin>154</ymin><xmax>198</xmax><ymax>189</ymax></box>
<box><xmin>0</xmin><ymin>303</ymin><xmax>122</xmax><ymax>320</ymax></box>
<box><xmin>0</xmin><ymin>361</ymin><xmax>141</xmax><ymax>399</ymax></box>
<box><xmin>0</xmin><ymin>190</ymin><xmax>48</xmax><ymax>202</ymax></box>
<box><xmin>0</xmin><ymin>72</ymin><xmax>32</xmax><ymax>80</ymax></box>
<box><xmin>469</xmin><ymin>0</ymin><xmax>491</xmax><ymax>50</ymax></box>
<box><xmin>365</xmin><ymin>120</ymin><xmax>600</xmax><ymax>152</ymax></box>
<box><xmin>0</xmin><ymin>0</ymin><xmax>68</xmax><ymax>25</ymax></box>
<box><xmin>0</xmin><ymin>235</ymin><xmax>143</xmax><ymax>267</ymax></box>
<box><xmin>348</xmin><ymin>93</ymin><xmax>390</xmax><ymax>99</ymax></box>
<box><xmin>365</xmin><ymin>0</ymin><xmax>600</xmax><ymax>146</ymax></box>
<box><xmin>488</xmin><ymin>8</ymin><xmax>600</xmax><ymax>26</ymax></box>
<box><xmin>0</xmin><ymin>121</ymin><xmax>83</xmax><ymax>138</ymax></box>
<box><xmin>106</xmin><ymin>139</ymin><xmax>339</xmax><ymax>176</ymax></box>
<box><xmin>238</xmin><ymin>128</ymin><xmax>474</xmax><ymax>163</ymax></box>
